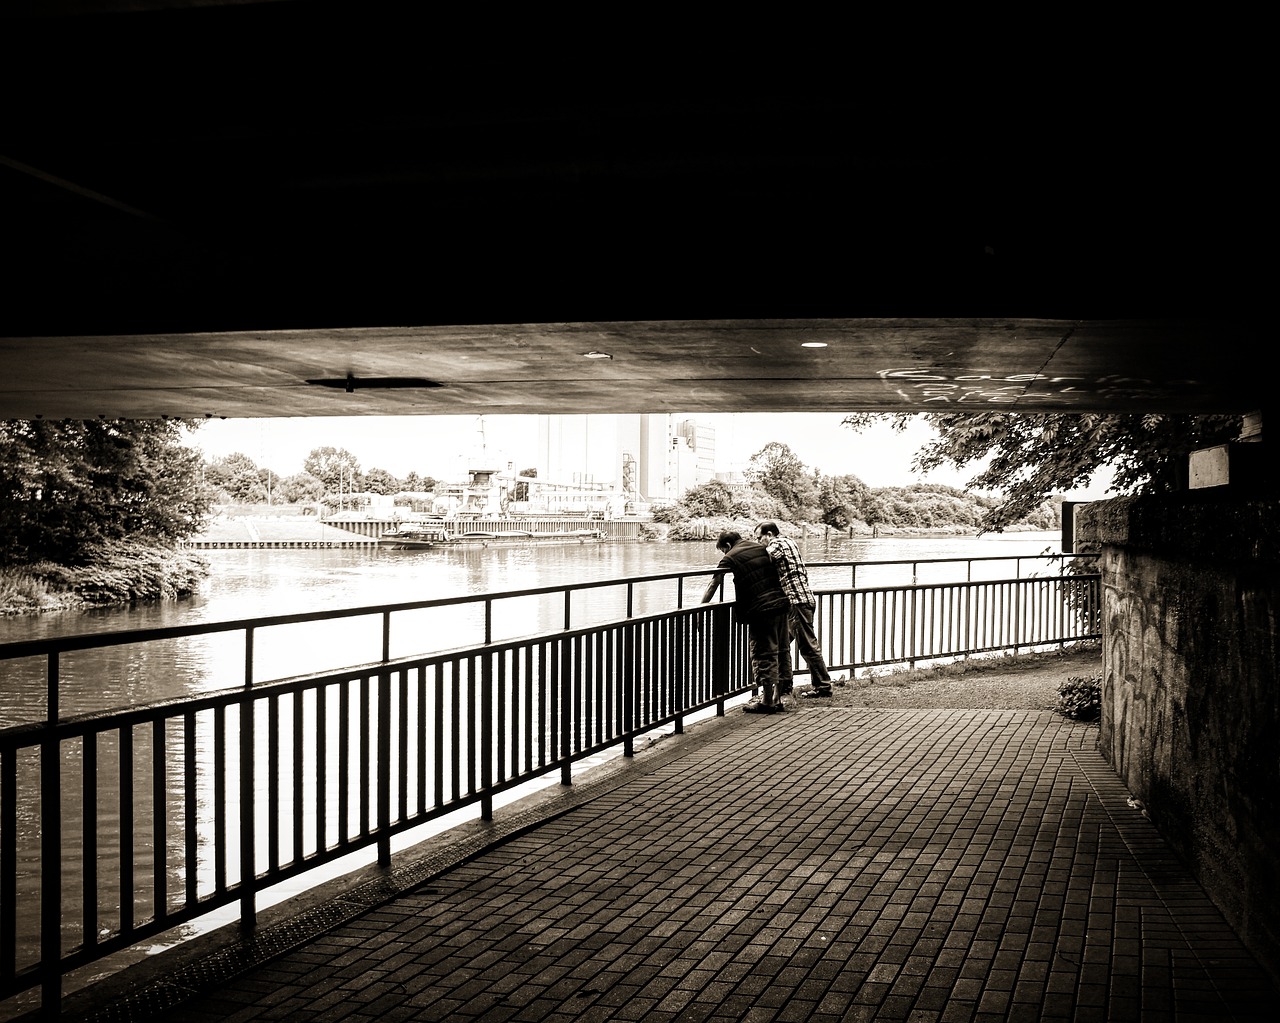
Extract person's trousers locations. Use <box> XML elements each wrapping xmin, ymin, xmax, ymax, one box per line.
<box><xmin>747</xmin><ymin>611</ymin><xmax>787</xmax><ymax>705</ymax></box>
<box><xmin>779</xmin><ymin>602</ymin><xmax>831</xmax><ymax>692</ymax></box>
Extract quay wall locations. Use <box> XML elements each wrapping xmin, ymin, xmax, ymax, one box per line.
<box><xmin>1078</xmin><ymin>493</ymin><xmax>1280</xmax><ymax>984</ymax></box>
<box><xmin>185</xmin><ymin>516</ymin><xmax>647</xmax><ymax>548</ymax></box>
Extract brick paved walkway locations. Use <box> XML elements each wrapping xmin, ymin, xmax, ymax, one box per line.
<box><xmin>68</xmin><ymin>705</ymin><xmax>1278</xmax><ymax>1022</ymax></box>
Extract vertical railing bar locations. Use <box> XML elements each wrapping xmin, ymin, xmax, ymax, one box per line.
<box><xmin>546</xmin><ymin>643</ymin><xmax>558</xmax><ymax>772</ymax></box>
<box><xmin>316</xmin><ymin>684</ymin><xmax>329</xmax><ymax>854</ymax></box>
<box><xmin>82</xmin><ymin>732</ymin><xmax>98</xmax><ymax>951</ymax></box>
<box><xmin>417</xmin><ymin>667</ymin><xmax>428</xmax><ymax>818</ymax></box>
<box><xmin>359</xmin><ymin>676</ymin><xmax>371</xmax><ymax>838</ymax></box>
<box><xmin>480</xmin><ymin>652</ymin><xmax>494</xmax><ymax>822</ymax></box>
<box><xmin>574</xmin><ymin>635</ymin><xmax>584</xmax><ymax>755</ymax></box>
<box><xmin>118</xmin><ymin>724</ymin><xmax>134</xmax><ymax>936</ymax></box>
<box><xmin>267</xmin><ymin>695</ymin><xmax>280</xmax><ymax>872</ymax></box>
<box><xmin>40</xmin><ymin>649</ymin><xmax>61</xmax><ymax>1016</ymax></box>
<box><xmin>213</xmin><ymin>706</ymin><xmax>226</xmax><ymax>892</ymax></box>
<box><xmin>152</xmin><ymin>718</ymin><xmax>167</xmax><ymax>923</ymax></box>
<box><xmin>377</xmin><ymin>669</ymin><xmax>391</xmax><ymax>866</ymax></box>
<box><xmin>40</xmin><ymin>735</ymin><xmax>61</xmax><ymax>1015</ymax></box>
<box><xmin>238</xmin><ymin>700</ymin><xmax>256</xmax><ymax>926</ymax></box>
<box><xmin>462</xmin><ymin>656</ymin><xmax>474</xmax><ymax>797</ymax></box>
<box><xmin>292</xmin><ymin>689</ymin><xmax>304</xmax><ymax>867</ymax></box>
<box><xmin>624</xmin><ymin>619</ymin><xmax>634</xmax><ymax>757</ymax></box>
<box><xmin>559</xmin><ymin>638</ymin><xmax>572</xmax><ymax>786</ymax></box>
<box><xmin>1014</xmin><ymin>577</ymin><xmax>1023</xmax><ymax>654</ymax></box>
<box><xmin>184</xmin><ymin>712</ymin><xmax>198</xmax><ymax>908</ymax></box>
<box><xmin>448</xmin><ymin>659</ymin><xmax>461</xmax><ymax>803</ymax></box>
<box><xmin>397</xmin><ymin>669</ymin><xmax>409</xmax><ymax>822</ymax></box>
<box><xmin>434</xmin><ymin>663</ymin><xmax>445</xmax><ymax>806</ymax></box>
<box><xmin>524</xmin><ymin>646</ymin><xmax>536</xmax><ymax>774</ymax></box>
<box><xmin>564</xmin><ymin>590</ymin><xmax>572</xmax><ymax>632</ymax></box>
<box><xmin>338</xmin><ymin>680</ymin><xmax>350</xmax><ymax>847</ymax></box>
<box><xmin>502</xmin><ymin>651</ymin><xmax>516</xmax><ymax>781</ymax></box>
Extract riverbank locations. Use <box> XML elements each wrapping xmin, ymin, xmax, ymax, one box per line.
<box><xmin>0</xmin><ymin>541</ymin><xmax>209</xmax><ymax>616</ymax></box>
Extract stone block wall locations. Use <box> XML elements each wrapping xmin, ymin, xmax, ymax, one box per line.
<box><xmin>1077</xmin><ymin>494</ymin><xmax>1280</xmax><ymax>983</ymax></box>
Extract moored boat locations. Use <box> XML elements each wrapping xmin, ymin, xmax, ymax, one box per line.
<box><xmin>378</xmin><ymin>520</ymin><xmax>605</xmax><ymax>550</ymax></box>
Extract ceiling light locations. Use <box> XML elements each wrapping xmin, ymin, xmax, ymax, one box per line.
<box><xmin>801</xmin><ymin>342</ymin><xmax>829</xmax><ymax>348</ymax></box>
<box><xmin>583</xmin><ymin>351</ymin><xmax>613</xmax><ymax>360</ymax></box>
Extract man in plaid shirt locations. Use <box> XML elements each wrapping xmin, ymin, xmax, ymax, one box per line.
<box><xmin>755</xmin><ymin>521</ymin><xmax>834</xmax><ymax>698</ymax></box>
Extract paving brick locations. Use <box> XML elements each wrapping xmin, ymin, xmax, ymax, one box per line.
<box><xmin>65</xmin><ymin>709</ymin><xmax>1280</xmax><ymax>1023</ymax></box>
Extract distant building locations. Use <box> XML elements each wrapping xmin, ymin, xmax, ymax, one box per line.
<box><xmin>534</xmin><ymin>414</ymin><xmax>716</xmax><ymax>507</ymax></box>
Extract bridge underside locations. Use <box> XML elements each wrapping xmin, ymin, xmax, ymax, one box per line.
<box><xmin>1</xmin><ymin>4</ymin><xmax>1268</xmax><ymax>421</ymax></box>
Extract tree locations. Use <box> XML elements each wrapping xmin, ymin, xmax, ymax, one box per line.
<box><xmin>303</xmin><ymin>446</ymin><xmax>361</xmax><ymax>495</ymax></box>
<box><xmin>0</xmin><ymin>419</ymin><xmax>214</xmax><ymax>567</ymax></box>
<box><xmin>205</xmin><ymin>452</ymin><xmax>265</xmax><ymax>502</ymax></box>
<box><xmin>257</xmin><ymin>466</ymin><xmax>282</xmax><ymax>504</ymax></box>
<box><xmin>816</xmin><ymin>473</ymin><xmax>869</xmax><ymax>529</ymax></box>
<box><xmin>744</xmin><ymin>442</ymin><xmax>818</xmax><ymax>519</ymax></box>
<box><xmin>676</xmin><ymin>480</ymin><xmax>739</xmax><ymax>518</ymax></box>
<box><xmin>362</xmin><ymin>467</ymin><xmax>400</xmax><ymax>495</ymax></box>
<box><xmin>278</xmin><ymin>472</ymin><xmax>326</xmax><ymax>504</ymax></box>
<box><xmin>843</xmin><ymin>411</ymin><xmax>1244</xmax><ymax>532</ymax></box>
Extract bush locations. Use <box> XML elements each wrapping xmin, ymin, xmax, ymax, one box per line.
<box><xmin>22</xmin><ymin>540</ymin><xmax>209</xmax><ymax>607</ymax></box>
<box><xmin>1057</xmin><ymin>674</ymin><xmax>1102</xmax><ymax>720</ymax></box>
<box><xmin>0</xmin><ymin>570</ymin><xmax>56</xmax><ymax>614</ymax></box>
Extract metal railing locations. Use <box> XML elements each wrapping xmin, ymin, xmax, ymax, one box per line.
<box><xmin>0</xmin><ymin>553</ymin><xmax>1099</xmax><ymax>1017</ymax></box>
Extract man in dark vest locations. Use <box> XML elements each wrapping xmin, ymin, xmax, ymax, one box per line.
<box><xmin>700</xmin><ymin>529</ymin><xmax>790</xmax><ymax>713</ymax></box>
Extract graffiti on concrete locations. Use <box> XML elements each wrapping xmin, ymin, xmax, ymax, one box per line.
<box><xmin>879</xmin><ymin>368</ymin><xmax>1198</xmax><ymax>405</ymax></box>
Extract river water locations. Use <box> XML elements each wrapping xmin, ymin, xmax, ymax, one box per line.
<box><xmin>0</xmin><ymin>531</ymin><xmax>1065</xmax><ymax>726</ymax></box>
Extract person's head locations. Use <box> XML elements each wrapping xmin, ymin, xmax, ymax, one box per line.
<box><xmin>755</xmin><ymin>521</ymin><xmax>780</xmax><ymax>542</ymax></box>
<box><xmin>716</xmin><ymin>530</ymin><xmax>741</xmax><ymax>553</ymax></box>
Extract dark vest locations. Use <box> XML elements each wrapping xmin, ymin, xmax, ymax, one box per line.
<box><xmin>720</xmin><ymin>540</ymin><xmax>788</xmax><ymax>624</ymax></box>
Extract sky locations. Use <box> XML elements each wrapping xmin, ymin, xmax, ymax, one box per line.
<box><xmin>186</xmin><ymin>413</ymin><xmax>1115</xmax><ymax>499</ymax></box>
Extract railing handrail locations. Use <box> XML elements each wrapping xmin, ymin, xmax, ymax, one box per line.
<box><xmin>0</xmin><ymin>552</ymin><xmax>1090</xmax><ymax>663</ymax></box>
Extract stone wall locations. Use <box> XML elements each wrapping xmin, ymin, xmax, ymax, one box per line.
<box><xmin>1077</xmin><ymin>494</ymin><xmax>1280</xmax><ymax>983</ymax></box>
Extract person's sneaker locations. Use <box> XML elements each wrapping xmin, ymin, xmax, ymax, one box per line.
<box><xmin>744</xmin><ymin>701</ymin><xmax>782</xmax><ymax>714</ymax></box>
<box><xmin>800</xmin><ymin>689</ymin><xmax>833</xmax><ymax>699</ymax></box>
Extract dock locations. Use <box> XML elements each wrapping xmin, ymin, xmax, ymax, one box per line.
<box><xmin>183</xmin><ymin>517</ymin><xmax>377</xmax><ymax>548</ymax></box>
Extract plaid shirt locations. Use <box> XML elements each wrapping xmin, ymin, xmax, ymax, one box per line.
<box><xmin>764</xmin><ymin>535</ymin><xmax>815</xmax><ymax>608</ymax></box>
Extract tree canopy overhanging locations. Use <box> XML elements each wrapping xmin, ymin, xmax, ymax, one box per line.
<box><xmin>0</xmin><ymin>418</ymin><xmax>213</xmax><ymax>568</ymax></box>
<box><xmin>842</xmin><ymin>411</ymin><xmax>1245</xmax><ymax>531</ymax></box>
